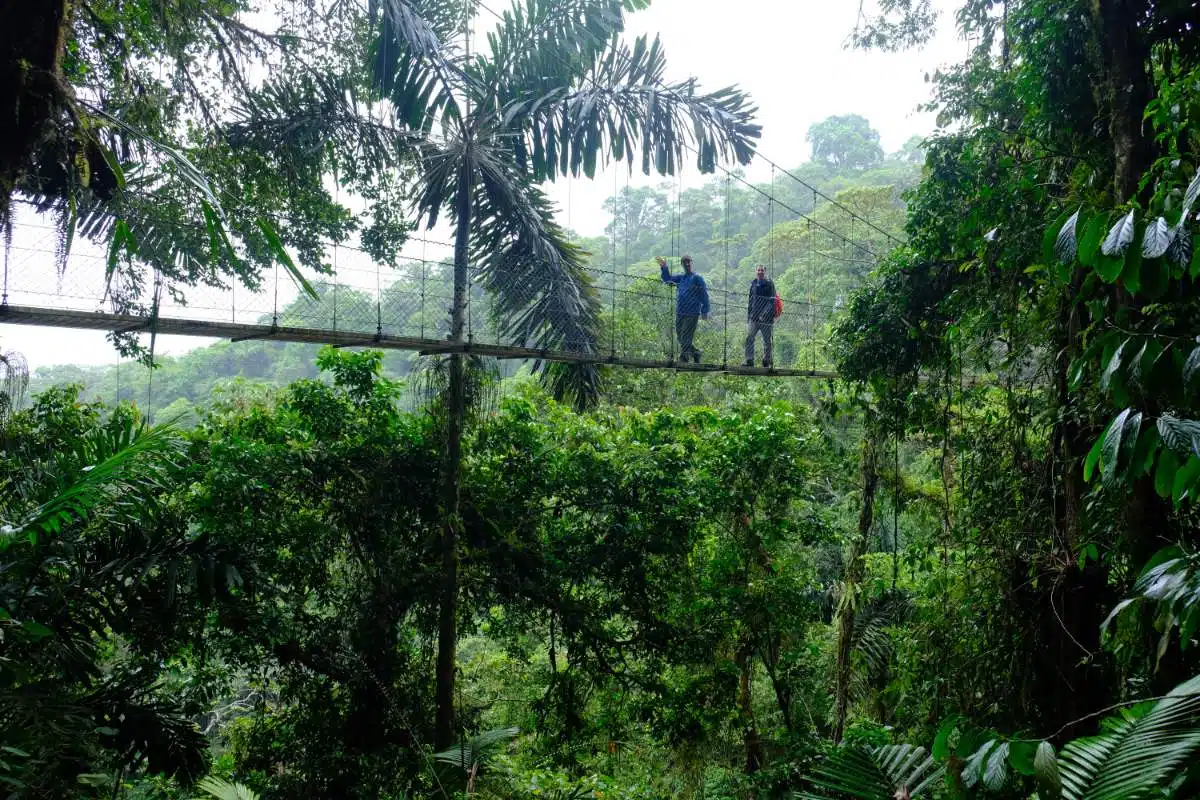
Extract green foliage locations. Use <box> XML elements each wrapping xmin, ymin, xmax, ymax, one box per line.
<box><xmin>797</xmin><ymin>743</ymin><xmax>942</xmax><ymax>799</ymax></box>
<box><xmin>807</xmin><ymin>673</ymin><xmax>1200</xmax><ymax>800</ymax></box>
<box><xmin>807</xmin><ymin>115</ymin><xmax>884</xmax><ymax>171</ymax></box>
<box><xmin>0</xmin><ymin>389</ymin><xmax>216</xmax><ymax>794</ymax></box>
<box><xmin>197</xmin><ymin>776</ymin><xmax>261</xmax><ymax>800</ymax></box>
<box><xmin>1056</xmin><ymin>674</ymin><xmax>1200</xmax><ymax>800</ymax></box>
<box><xmin>8</xmin><ymin>0</ymin><xmax>408</xmax><ymax>360</ymax></box>
<box><xmin>434</xmin><ymin>726</ymin><xmax>521</xmax><ymax>792</ymax></box>
<box><xmin>1104</xmin><ymin>546</ymin><xmax>1200</xmax><ymax>655</ymax></box>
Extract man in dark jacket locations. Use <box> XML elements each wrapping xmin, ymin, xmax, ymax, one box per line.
<box><xmin>657</xmin><ymin>255</ymin><xmax>710</xmax><ymax>363</ymax></box>
<box><xmin>744</xmin><ymin>264</ymin><xmax>775</xmax><ymax>368</ymax></box>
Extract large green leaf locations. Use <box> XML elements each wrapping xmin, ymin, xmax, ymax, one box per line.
<box><xmin>1156</xmin><ymin>448</ymin><xmax>1182</xmax><ymax>499</ymax></box>
<box><xmin>433</xmin><ymin>727</ymin><xmax>520</xmax><ymax>773</ymax></box>
<box><xmin>1053</xmin><ymin>209</ymin><xmax>1080</xmax><ymax>263</ymax></box>
<box><xmin>1142</xmin><ymin>216</ymin><xmax>1173</xmax><ymax>258</ymax></box>
<box><xmin>1034</xmin><ymin>741</ymin><xmax>1060</xmax><ymax>797</ymax></box>
<box><xmin>1166</xmin><ymin>223</ymin><xmax>1193</xmax><ymax>273</ymax></box>
<box><xmin>1157</xmin><ymin>415</ymin><xmax>1200</xmax><ymax>459</ymax></box>
<box><xmin>1100</xmin><ymin>340</ymin><xmax>1129</xmax><ymax>391</ymax></box>
<box><xmin>1182</xmin><ymin>167</ymin><xmax>1200</xmax><ymax>219</ymax></box>
<box><xmin>932</xmin><ymin>715</ymin><xmax>964</xmax><ymax>760</ymax></box>
<box><xmin>799</xmin><ymin>744</ymin><xmax>943</xmax><ymax>800</ymax></box>
<box><xmin>1095</xmin><ymin>252</ymin><xmax>1126</xmax><ymax>283</ymax></box>
<box><xmin>1111</xmin><ymin>546</ymin><xmax>1200</xmax><ymax>651</ymax></box>
<box><xmin>197</xmin><ymin>777</ymin><xmax>260</xmax><ymax>800</ymax></box>
<box><xmin>1171</xmin><ymin>456</ymin><xmax>1200</xmax><ymax>505</ymax></box>
<box><xmin>1183</xmin><ymin>345</ymin><xmax>1200</xmax><ymax>386</ymax></box>
<box><xmin>1058</xmin><ymin>674</ymin><xmax>1200</xmax><ymax>800</ymax></box>
<box><xmin>1101</xmin><ymin>209</ymin><xmax>1136</xmax><ymax>256</ymax></box>
<box><xmin>256</xmin><ymin>217</ymin><xmax>319</xmax><ymax>302</ymax></box>
<box><xmin>1078</xmin><ymin>214</ymin><xmax>1107</xmax><ymax>267</ymax></box>
<box><xmin>1100</xmin><ymin>410</ymin><xmax>1140</xmax><ymax>487</ymax></box>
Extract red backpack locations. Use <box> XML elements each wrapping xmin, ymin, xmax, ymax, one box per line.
<box><xmin>773</xmin><ymin>294</ymin><xmax>784</xmax><ymax>319</ymax></box>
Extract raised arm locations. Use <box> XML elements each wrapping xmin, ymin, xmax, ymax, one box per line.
<box><xmin>657</xmin><ymin>256</ymin><xmax>680</xmax><ymax>284</ymax></box>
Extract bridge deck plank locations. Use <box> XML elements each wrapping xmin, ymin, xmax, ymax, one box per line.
<box><xmin>0</xmin><ymin>304</ymin><xmax>837</xmax><ymax>379</ymax></box>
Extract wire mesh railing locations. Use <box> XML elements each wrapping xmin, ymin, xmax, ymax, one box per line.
<box><xmin>1</xmin><ymin>218</ymin><xmax>857</xmax><ymax>374</ymax></box>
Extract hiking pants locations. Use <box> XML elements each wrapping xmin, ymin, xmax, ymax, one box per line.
<box><xmin>745</xmin><ymin>318</ymin><xmax>773</xmax><ymax>366</ymax></box>
<box><xmin>676</xmin><ymin>314</ymin><xmax>699</xmax><ymax>360</ymax></box>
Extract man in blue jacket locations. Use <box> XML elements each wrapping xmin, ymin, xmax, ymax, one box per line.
<box><xmin>657</xmin><ymin>254</ymin><xmax>710</xmax><ymax>363</ymax></box>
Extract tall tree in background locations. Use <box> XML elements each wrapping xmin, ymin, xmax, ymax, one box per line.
<box><xmin>806</xmin><ymin>114</ymin><xmax>884</xmax><ymax>170</ymax></box>
<box><xmin>375</xmin><ymin>0</ymin><xmax>760</xmax><ymax>747</ymax></box>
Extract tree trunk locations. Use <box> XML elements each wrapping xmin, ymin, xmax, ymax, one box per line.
<box><xmin>833</xmin><ymin>433</ymin><xmax>879</xmax><ymax>743</ymax></box>
<box><xmin>760</xmin><ymin>634</ymin><xmax>794</xmax><ymax>734</ymax></box>
<box><xmin>737</xmin><ymin>645</ymin><xmax>764</xmax><ymax>775</ymax></box>
<box><xmin>435</xmin><ymin>154</ymin><xmax>473</xmax><ymax>750</ymax></box>
<box><xmin>0</xmin><ymin>0</ymin><xmax>70</xmax><ymax>212</ymax></box>
<box><xmin>1089</xmin><ymin>0</ymin><xmax>1151</xmax><ymax>201</ymax></box>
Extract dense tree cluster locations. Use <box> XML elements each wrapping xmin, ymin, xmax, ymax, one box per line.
<box><xmin>5</xmin><ymin>0</ymin><xmax>1200</xmax><ymax>797</ymax></box>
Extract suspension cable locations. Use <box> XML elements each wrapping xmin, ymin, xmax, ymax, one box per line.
<box><xmin>623</xmin><ymin>168</ymin><xmax>630</xmax><ymax>357</ymax></box>
<box><xmin>1</xmin><ymin>225</ymin><xmax>9</xmax><ymax>306</ymax></box>
<box><xmin>146</xmin><ymin>270</ymin><xmax>161</xmax><ymax>424</ymax></box>
<box><xmin>673</xmin><ymin>170</ymin><xmax>681</xmax><ymax>258</ymax></box>
<box><xmin>611</xmin><ymin>168</ymin><xmax>618</xmax><ymax>358</ymax></box>
<box><xmin>768</xmin><ymin>165</ymin><xmax>776</xmax><ymax>276</ymax></box>
<box><xmin>723</xmin><ymin>174</ymin><xmax>730</xmax><ymax>367</ymax></box>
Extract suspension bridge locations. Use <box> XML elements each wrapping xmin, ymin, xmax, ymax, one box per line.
<box><xmin>0</xmin><ymin>168</ymin><xmax>899</xmax><ymax>378</ymax></box>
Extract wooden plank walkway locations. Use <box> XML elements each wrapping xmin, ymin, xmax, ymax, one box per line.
<box><xmin>0</xmin><ymin>304</ymin><xmax>837</xmax><ymax>379</ymax></box>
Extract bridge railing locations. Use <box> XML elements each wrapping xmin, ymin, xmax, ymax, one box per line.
<box><xmin>1</xmin><ymin>221</ymin><xmax>842</xmax><ymax>372</ymax></box>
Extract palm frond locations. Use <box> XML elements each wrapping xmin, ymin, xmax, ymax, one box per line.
<box><xmin>459</xmin><ymin>141</ymin><xmax>601</xmax><ymax>405</ymax></box>
<box><xmin>374</xmin><ymin>0</ymin><xmax>468</xmax><ymax>135</ymax></box>
<box><xmin>412</xmin><ymin>353</ymin><xmax>501</xmax><ymax>418</ymax></box>
<box><xmin>1057</xmin><ymin>673</ymin><xmax>1200</xmax><ymax>800</ymax></box>
<box><xmin>92</xmin><ymin>685</ymin><xmax>208</xmax><ymax>785</ymax></box>
<box><xmin>197</xmin><ymin>777</ymin><xmax>261</xmax><ymax>800</ymax></box>
<box><xmin>797</xmin><ymin>743</ymin><xmax>943</xmax><ymax>800</ymax></box>
<box><xmin>502</xmin><ymin>34</ymin><xmax>760</xmax><ymax>181</ymax></box>
<box><xmin>3</xmin><ymin>422</ymin><xmax>185</xmax><ymax>549</ymax></box>
<box><xmin>544</xmin><ymin>361</ymin><xmax>605</xmax><ymax>412</ymax></box>
<box><xmin>433</xmin><ymin>726</ymin><xmax>520</xmax><ymax>772</ymax></box>
<box><xmin>228</xmin><ymin>71</ymin><xmax>421</xmax><ymax>177</ymax></box>
<box><xmin>849</xmin><ymin>591</ymin><xmax>910</xmax><ymax>703</ymax></box>
<box><xmin>479</xmin><ymin>0</ymin><xmax>638</xmax><ymax>108</ymax></box>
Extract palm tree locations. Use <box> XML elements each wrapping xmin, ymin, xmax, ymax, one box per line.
<box><xmin>374</xmin><ymin>0</ymin><xmax>760</xmax><ymax>746</ymax></box>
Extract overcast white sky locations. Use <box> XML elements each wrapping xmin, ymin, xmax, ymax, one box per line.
<box><xmin>2</xmin><ymin>0</ymin><xmax>966</xmax><ymax>372</ymax></box>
